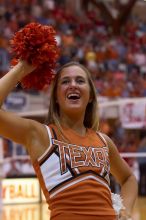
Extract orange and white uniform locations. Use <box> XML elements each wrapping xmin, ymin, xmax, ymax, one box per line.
<box><xmin>33</xmin><ymin>124</ymin><xmax>117</xmax><ymax>220</ymax></box>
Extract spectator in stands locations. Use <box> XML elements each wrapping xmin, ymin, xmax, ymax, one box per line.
<box><xmin>4</xmin><ymin>160</ymin><xmax>21</xmax><ymax>177</ymax></box>
<box><xmin>0</xmin><ymin>38</ymin><xmax>10</xmax><ymax>76</ymax></box>
<box><xmin>1</xmin><ymin>2</ymin><xmax>146</xmax><ymax>98</ymax></box>
<box><xmin>137</xmin><ymin>136</ymin><xmax>146</xmax><ymax>196</ymax></box>
<box><xmin>0</xmin><ymin>60</ymin><xmax>138</xmax><ymax>220</ymax></box>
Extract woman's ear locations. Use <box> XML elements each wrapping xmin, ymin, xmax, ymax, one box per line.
<box><xmin>89</xmin><ymin>93</ymin><xmax>93</xmax><ymax>103</ymax></box>
<box><xmin>88</xmin><ymin>96</ymin><xmax>93</xmax><ymax>103</ymax></box>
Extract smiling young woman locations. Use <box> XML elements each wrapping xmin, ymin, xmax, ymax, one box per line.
<box><xmin>0</xmin><ymin>60</ymin><xmax>137</xmax><ymax>220</ymax></box>
<box><xmin>48</xmin><ymin>62</ymin><xmax>99</xmax><ymax>132</ymax></box>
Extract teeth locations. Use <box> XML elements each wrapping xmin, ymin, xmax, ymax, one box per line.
<box><xmin>67</xmin><ymin>93</ymin><xmax>80</xmax><ymax>99</ymax></box>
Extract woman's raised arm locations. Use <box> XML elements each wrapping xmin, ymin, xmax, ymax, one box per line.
<box><xmin>0</xmin><ymin>61</ymin><xmax>49</xmax><ymax>160</ymax></box>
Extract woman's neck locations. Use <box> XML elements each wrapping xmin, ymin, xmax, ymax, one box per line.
<box><xmin>60</xmin><ymin>115</ymin><xmax>86</xmax><ymax>136</ymax></box>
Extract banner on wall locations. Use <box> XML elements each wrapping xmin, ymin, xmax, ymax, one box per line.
<box><xmin>2</xmin><ymin>178</ymin><xmax>41</xmax><ymax>204</ymax></box>
<box><xmin>3</xmin><ymin>92</ymin><xmax>48</xmax><ymax>114</ymax></box>
<box><xmin>119</xmin><ymin>102</ymin><xmax>146</xmax><ymax>129</ymax></box>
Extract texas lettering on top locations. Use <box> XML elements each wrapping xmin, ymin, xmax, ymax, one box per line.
<box><xmin>52</xmin><ymin>139</ymin><xmax>110</xmax><ymax>180</ymax></box>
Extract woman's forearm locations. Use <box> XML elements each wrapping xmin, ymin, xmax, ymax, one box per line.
<box><xmin>121</xmin><ymin>174</ymin><xmax>138</xmax><ymax>215</ymax></box>
<box><xmin>0</xmin><ymin>64</ymin><xmax>24</xmax><ymax>106</ymax></box>
<box><xmin>0</xmin><ymin>61</ymin><xmax>35</xmax><ymax>106</ymax></box>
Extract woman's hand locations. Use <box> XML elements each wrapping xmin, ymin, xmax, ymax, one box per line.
<box><xmin>118</xmin><ymin>209</ymin><xmax>132</xmax><ymax>220</ymax></box>
<box><xmin>13</xmin><ymin>60</ymin><xmax>36</xmax><ymax>78</ymax></box>
<box><xmin>0</xmin><ymin>59</ymin><xmax>37</xmax><ymax>106</ymax></box>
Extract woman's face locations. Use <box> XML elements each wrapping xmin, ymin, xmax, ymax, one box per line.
<box><xmin>56</xmin><ymin>65</ymin><xmax>91</xmax><ymax>117</ymax></box>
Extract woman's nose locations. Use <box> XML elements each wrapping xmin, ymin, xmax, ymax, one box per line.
<box><xmin>70</xmin><ymin>80</ymin><xmax>77</xmax><ymax>87</ymax></box>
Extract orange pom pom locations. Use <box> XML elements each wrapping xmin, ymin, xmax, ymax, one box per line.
<box><xmin>10</xmin><ymin>22</ymin><xmax>60</xmax><ymax>90</ymax></box>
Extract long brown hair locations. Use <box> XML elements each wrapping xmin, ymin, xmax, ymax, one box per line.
<box><xmin>46</xmin><ymin>61</ymin><xmax>99</xmax><ymax>131</ymax></box>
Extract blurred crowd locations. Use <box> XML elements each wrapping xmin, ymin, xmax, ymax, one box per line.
<box><xmin>0</xmin><ymin>0</ymin><xmax>146</xmax><ymax>195</ymax></box>
<box><xmin>0</xmin><ymin>0</ymin><xmax>146</xmax><ymax>97</ymax></box>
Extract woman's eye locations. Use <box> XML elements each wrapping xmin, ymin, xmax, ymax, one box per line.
<box><xmin>77</xmin><ymin>79</ymin><xmax>85</xmax><ymax>84</ymax></box>
<box><xmin>61</xmin><ymin>80</ymin><xmax>69</xmax><ymax>84</ymax></box>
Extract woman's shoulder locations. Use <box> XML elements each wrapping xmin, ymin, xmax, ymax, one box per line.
<box><xmin>96</xmin><ymin>131</ymin><xmax>116</xmax><ymax>149</ymax></box>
